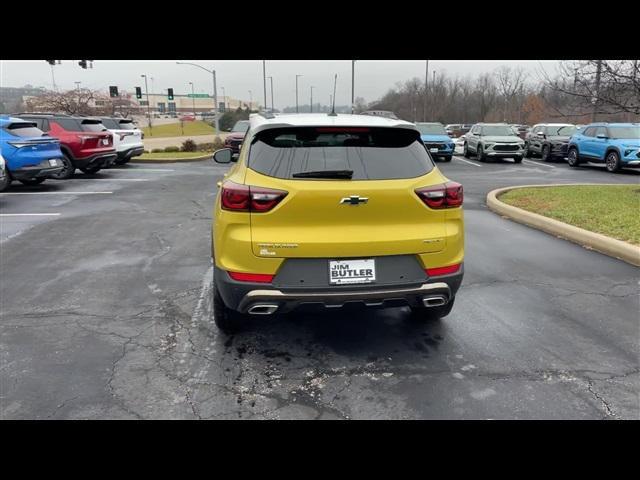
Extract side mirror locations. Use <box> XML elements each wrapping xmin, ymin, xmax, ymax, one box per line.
<box><xmin>536</xmin><ymin>131</ymin><xmax>545</xmax><ymax>136</ymax></box>
<box><xmin>213</xmin><ymin>148</ymin><xmax>233</xmax><ymax>164</ymax></box>
<box><xmin>596</xmin><ymin>134</ymin><xmax>607</xmax><ymax>139</ymax></box>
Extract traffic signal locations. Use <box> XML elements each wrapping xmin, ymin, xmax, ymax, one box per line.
<box><xmin>135</xmin><ymin>87</ymin><xmax>142</xmax><ymax>99</ymax></box>
<box><xmin>167</xmin><ymin>88</ymin><xmax>174</xmax><ymax>100</ymax></box>
<box><xmin>46</xmin><ymin>60</ymin><xmax>56</xmax><ymax>66</ymax></box>
<box><xmin>79</xmin><ymin>60</ymin><xmax>87</xmax><ymax>69</ymax></box>
<box><xmin>109</xmin><ymin>86</ymin><xmax>119</xmax><ymax>98</ymax></box>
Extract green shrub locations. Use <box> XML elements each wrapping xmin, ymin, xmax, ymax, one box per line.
<box><xmin>151</xmin><ymin>148</ymin><xmax>164</xmax><ymax>153</ymax></box>
<box><xmin>164</xmin><ymin>146</ymin><xmax>180</xmax><ymax>153</ymax></box>
<box><xmin>212</xmin><ymin>136</ymin><xmax>225</xmax><ymax>150</ymax></box>
<box><xmin>181</xmin><ymin>139</ymin><xmax>197</xmax><ymax>152</ymax></box>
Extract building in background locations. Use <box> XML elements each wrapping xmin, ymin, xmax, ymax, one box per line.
<box><xmin>135</xmin><ymin>93</ymin><xmax>257</xmax><ymax>114</ymax></box>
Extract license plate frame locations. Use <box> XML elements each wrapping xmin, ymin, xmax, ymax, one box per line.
<box><xmin>329</xmin><ymin>259</ymin><xmax>376</xmax><ymax>285</ymax></box>
<box><xmin>429</xmin><ymin>147</ymin><xmax>439</xmax><ymax>153</ymax></box>
<box><xmin>48</xmin><ymin>159</ymin><xmax>59</xmax><ymax>167</ymax></box>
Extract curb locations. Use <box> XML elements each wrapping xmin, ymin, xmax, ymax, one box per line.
<box><xmin>486</xmin><ymin>184</ymin><xmax>640</xmax><ymax>267</ymax></box>
<box><xmin>131</xmin><ymin>154</ymin><xmax>213</xmax><ymax>164</ymax></box>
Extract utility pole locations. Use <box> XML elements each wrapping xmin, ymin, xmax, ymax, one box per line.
<box><xmin>295</xmin><ymin>74</ymin><xmax>303</xmax><ymax>113</ymax></box>
<box><xmin>310</xmin><ymin>86</ymin><xmax>314</xmax><ymax>113</ymax></box>
<box><xmin>351</xmin><ymin>60</ymin><xmax>355</xmax><ymax>114</ymax></box>
<box><xmin>592</xmin><ymin>60</ymin><xmax>603</xmax><ymax>122</ymax></box>
<box><xmin>248</xmin><ymin>90</ymin><xmax>252</xmax><ymax>111</ymax></box>
<box><xmin>263</xmin><ymin>61</ymin><xmax>267</xmax><ymax>112</ymax></box>
<box><xmin>74</xmin><ymin>81</ymin><xmax>81</xmax><ymax>92</ymax></box>
<box><xmin>221</xmin><ymin>86</ymin><xmax>226</xmax><ymax>111</ymax></box>
<box><xmin>267</xmin><ymin>77</ymin><xmax>274</xmax><ymax>112</ymax></box>
<box><xmin>189</xmin><ymin>82</ymin><xmax>196</xmax><ymax>115</ymax></box>
<box><xmin>141</xmin><ymin>74</ymin><xmax>152</xmax><ymax>134</ymax></box>
<box><xmin>424</xmin><ymin>60</ymin><xmax>429</xmax><ymax>121</ymax></box>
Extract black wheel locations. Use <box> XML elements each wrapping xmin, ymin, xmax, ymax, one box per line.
<box><xmin>524</xmin><ymin>143</ymin><xmax>531</xmax><ymax>158</ymax></box>
<box><xmin>0</xmin><ymin>174</ymin><xmax>10</xmax><ymax>192</ymax></box>
<box><xmin>19</xmin><ymin>178</ymin><xmax>45</xmax><ymax>186</ymax></box>
<box><xmin>463</xmin><ymin>143</ymin><xmax>470</xmax><ymax>158</ymax></box>
<box><xmin>80</xmin><ymin>165</ymin><xmax>101</xmax><ymax>175</ymax></box>
<box><xmin>50</xmin><ymin>153</ymin><xmax>75</xmax><ymax>180</ymax></box>
<box><xmin>114</xmin><ymin>157</ymin><xmax>128</xmax><ymax>166</ymax></box>
<box><xmin>410</xmin><ymin>297</ymin><xmax>455</xmax><ymax>322</ymax></box>
<box><xmin>513</xmin><ymin>156</ymin><xmax>523</xmax><ymax>164</ymax></box>
<box><xmin>442</xmin><ymin>155</ymin><xmax>452</xmax><ymax>162</ymax></box>
<box><xmin>212</xmin><ymin>282</ymin><xmax>245</xmax><ymax>334</ymax></box>
<box><xmin>567</xmin><ymin>148</ymin><xmax>581</xmax><ymax>167</ymax></box>
<box><xmin>605</xmin><ymin>151</ymin><xmax>621</xmax><ymax>173</ymax></box>
<box><xmin>541</xmin><ymin>145</ymin><xmax>552</xmax><ymax>162</ymax></box>
<box><xmin>477</xmin><ymin>145</ymin><xmax>485</xmax><ymax>162</ymax></box>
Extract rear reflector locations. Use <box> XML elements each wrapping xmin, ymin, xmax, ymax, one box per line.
<box><xmin>426</xmin><ymin>263</ymin><xmax>461</xmax><ymax>277</ymax></box>
<box><xmin>228</xmin><ymin>271</ymin><xmax>275</xmax><ymax>283</ymax></box>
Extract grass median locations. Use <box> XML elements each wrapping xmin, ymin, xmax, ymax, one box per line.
<box><xmin>499</xmin><ymin>185</ymin><xmax>640</xmax><ymax>246</ymax></box>
<box><xmin>142</xmin><ymin>121</ymin><xmax>215</xmax><ymax>138</ymax></box>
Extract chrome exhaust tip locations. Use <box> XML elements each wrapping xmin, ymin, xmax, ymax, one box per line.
<box><xmin>247</xmin><ymin>304</ymin><xmax>279</xmax><ymax>315</ymax></box>
<box><xmin>422</xmin><ymin>295</ymin><xmax>447</xmax><ymax>307</ymax></box>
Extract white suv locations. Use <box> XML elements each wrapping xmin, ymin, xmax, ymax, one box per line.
<box><xmin>99</xmin><ymin>117</ymin><xmax>144</xmax><ymax>165</ymax></box>
<box><xmin>0</xmin><ymin>153</ymin><xmax>8</xmax><ymax>192</ymax></box>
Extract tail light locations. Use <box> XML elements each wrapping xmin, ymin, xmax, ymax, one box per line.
<box><xmin>426</xmin><ymin>263</ymin><xmax>461</xmax><ymax>277</ymax></box>
<box><xmin>228</xmin><ymin>271</ymin><xmax>274</xmax><ymax>283</ymax></box>
<box><xmin>415</xmin><ymin>181</ymin><xmax>463</xmax><ymax>209</ymax></box>
<box><xmin>220</xmin><ymin>181</ymin><xmax>287</xmax><ymax>212</ymax></box>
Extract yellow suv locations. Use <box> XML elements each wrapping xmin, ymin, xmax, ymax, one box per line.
<box><xmin>211</xmin><ymin>113</ymin><xmax>464</xmax><ymax>332</ymax></box>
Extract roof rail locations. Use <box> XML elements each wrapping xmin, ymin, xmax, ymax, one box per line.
<box><xmin>11</xmin><ymin>112</ymin><xmax>71</xmax><ymax>117</ymax></box>
<box><xmin>257</xmin><ymin>111</ymin><xmax>276</xmax><ymax>119</ymax></box>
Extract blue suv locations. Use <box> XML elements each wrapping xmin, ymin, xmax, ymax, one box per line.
<box><xmin>0</xmin><ymin>116</ymin><xmax>64</xmax><ymax>186</ymax></box>
<box><xmin>567</xmin><ymin>123</ymin><xmax>640</xmax><ymax>173</ymax></box>
<box><xmin>415</xmin><ymin>122</ymin><xmax>455</xmax><ymax>162</ymax></box>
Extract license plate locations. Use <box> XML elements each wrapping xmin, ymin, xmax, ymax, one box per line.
<box><xmin>49</xmin><ymin>159</ymin><xmax>58</xmax><ymax>166</ymax></box>
<box><xmin>329</xmin><ymin>259</ymin><xmax>376</xmax><ymax>285</ymax></box>
<box><xmin>102</xmin><ymin>139</ymin><xmax>109</xmax><ymax>145</ymax></box>
<box><xmin>430</xmin><ymin>148</ymin><xmax>439</xmax><ymax>153</ymax></box>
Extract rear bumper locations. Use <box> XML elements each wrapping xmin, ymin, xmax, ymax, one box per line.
<box><xmin>215</xmin><ymin>264</ymin><xmax>463</xmax><ymax>314</ymax></box>
<box><xmin>73</xmin><ymin>152</ymin><xmax>118</xmax><ymax>169</ymax></box>
<box><xmin>117</xmin><ymin>147</ymin><xmax>145</xmax><ymax>161</ymax></box>
<box><xmin>9</xmin><ymin>164</ymin><xmax>63</xmax><ymax>180</ymax></box>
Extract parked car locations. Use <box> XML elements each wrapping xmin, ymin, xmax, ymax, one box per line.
<box><xmin>180</xmin><ymin>114</ymin><xmax>196</xmax><ymax>121</ymax></box>
<box><xmin>0</xmin><ymin>152</ymin><xmax>8</xmax><ymax>191</ymax></box>
<box><xmin>463</xmin><ymin>123</ymin><xmax>525</xmax><ymax>162</ymax></box>
<box><xmin>14</xmin><ymin>114</ymin><xmax>116</xmax><ymax>178</ymax></box>
<box><xmin>99</xmin><ymin>117</ymin><xmax>145</xmax><ymax>165</ymax></box>
<box><xmin>210</xmin><ymin>113</ymin><xmax>464</xmax><ymax>333</ymax></box>
<box><xmin>360</xmin><ymin>110</ymin><xmax>399</xmax><ymax>119</ymax></box>
<box><xmin>524</xmin><ymin>123</ymin><xmax>577</xmax><ymax>161</ymax></box>
<box><xmin>0</xmin><ymin>116</ymin><xmax>64</xmax><ymax>186</ymax></box>
<box><xmin>444</xmin><ymin>124</ymin><xmax>462</xmax><ymax>137</ymax></box>
<box><xmin>567</xmin><ymin>123</ymin><xmax>640</xmax><ymax>173</ymax></box>
<box><xmin>510</xmin><ymin>124</ymin><xmax>531</xmax><ymax>140</ymax></box>
<box><xmin>17</xmin><ymin>113</ymin><xmax>117</xmax><ymax>179</ymax></box>
<box><xmin>415</xmin><ymin>122</ymin><xmax>455</xmax><ymax>162</ymax></box>
<box><xmin>223</xmin><ymin>120</ymin><xmax>250</xmax><ymax>156</ymax></box>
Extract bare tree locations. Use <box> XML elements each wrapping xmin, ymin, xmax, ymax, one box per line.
<box><xmin>25</xmin><ymin>88</ymin><xmax>96</xmax><ymax>115</ymax></box>
<box><xmin>495</xmin><ymin>66</ymin><xmax>528</xmax><ymax>122</ymax></box>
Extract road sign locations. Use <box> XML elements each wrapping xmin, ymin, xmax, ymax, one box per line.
<box><xmin>187</xmin><ymin>93</ymin><xmax>210</xmax><ymax>98</ymax></box>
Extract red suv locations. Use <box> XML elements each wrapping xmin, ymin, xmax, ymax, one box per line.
<box><xmin>14</xmin><ymin>114</ymin><xmax>117</xmax><ymax>178</ymax></box>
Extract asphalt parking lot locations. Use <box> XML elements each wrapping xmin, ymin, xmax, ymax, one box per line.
<box><xmin>1</xmin><ymin>156</ymin><xmax>638</xmax><ymax>419</ymax></box>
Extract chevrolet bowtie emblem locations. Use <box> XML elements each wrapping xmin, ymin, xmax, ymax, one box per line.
<box><xmin>340</xmin><ymin>195</ymin><xmax>369</xmax><ymax>205</ymax></box>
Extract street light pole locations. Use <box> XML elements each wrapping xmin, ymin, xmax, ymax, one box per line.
<box><xmin>75</xmin><ymin>81</ymin><xmax>81</xmax><ymax>92</ymax></box>
<box><xmin>221</xmin><ymin>87</ymin><xmax>226</xmax><ymax>111</ymax></box>
<box><xmin>263</xmin><ymin>61</ymin><xmax>267</xmax><ymax>112</ymax></box>
<box><xmin>189</xmin><ymin>82</ymin><xmax>196</xmax><ymax>116</ymax></box>
<box><xmin>175</xmin><ymin>62</ymin><xmax>219</xmax><ymax>133</ymax></box>
<box><xmin>351</xmin><ymin>60</ymin><xmax>355</xmax><ymax>114</ymax></box>
<box><xmin>141</xmin><ymin>74</ymin><xmax>152</xmax><ymax>134</ymax></box>
<box><xmin>296</xmin><ymin>74</ymin><xmax>303</xmax><ymax>113</ymax></box>
<box><xmin>267</xmin><ymin>77</ymin><xmax>274</xmax><ymax>112</ymax></box>
<box><xmin>424</xmin><ymin>60</ymin><xmax>429</xmax><ymax>121</ymax></box>
<box><xmin>248</xmin><ymin>90</ymin><xmax>252</xmax><ymax>110</ymax></box>
<box><xmin>310</xmin><ymin>86</ymin><xmax>314</xmax><ymax>113</ymax></box>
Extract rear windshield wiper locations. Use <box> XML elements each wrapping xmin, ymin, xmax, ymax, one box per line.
<box><xmin>292</xmin><ymin>169</ymin><xmax>353</xmax><ymax>179</ymax></box>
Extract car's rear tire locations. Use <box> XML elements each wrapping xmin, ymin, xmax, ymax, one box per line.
<box><xmin>541</xmin><ymin>145</ymin><xmax>552</xmax><ymax>162</ymax></box>
<box><xmin>213</xmin><ymin>284</ymin><xmax>244</xmax><ymax>334</ymax></box>
<box><xmin>19</xmin><ymin>178</ymin><xmax>46</xmax><ymax>186</ymax></box>
<box><xmin>463</xmin><ymin>143</ymin><xmax>470</xmax><ymax>158</ymax></box>
<box><xmin>605</xmin><ymin>151</ymin><xmax>621</xmax><ymax>173</ymax></box>
<box><xmin>410</xmin><ymin>297</ymin><xmax>455</xmax><ymax>322</ymax></box>
<box><xmin>524</xmin><ymin>143</ymin><xmax>531</xmax><ymax>158</ymax></box>
<box><xmin>0</xmin><ymin>174</ymin><xmax>10</xmax><ymax>192</ymax></box>
<box><xmin>50</xmin><ymin>153</ymin><xmax>75</xmax><ymax>180</ymax></box>
<box><xmin>567</xmin><ymin>148</ymin><xmax>581</xmax><ymax>167</ymax></box>
<box><xmin>442</xmin><ymin>155</ymin><xmax>452</xmax><ymax>162</ymax></box>
<box><xmin>80</xmin><ymin>166</ymin><xmax>101</xmax><ymax>175</ymax></box>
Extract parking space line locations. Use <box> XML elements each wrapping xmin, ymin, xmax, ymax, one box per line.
<box><xmin>0</xmin><ymin>191</ymin><xmax>113</xmax><ymax>195</ymax></box>
<box><xmin>70</xmin><ymin>178</ymin><xmax>148</xmax><ymax>182</ymax></box>
<box><xmin>0</xmin><ymin>213</ymin><xmax>61</xmax><ymax>217</ymax></box>
<box><xmin>453</xmin><ymin>156</ymin><xmax>482</xmax><ymax>167</ymax></box>
<box><xmin>112</xmin><ymin>168</ymin><xmax>175</xmax><ymax>172</ymax></box>
<box><xmin>523</xmin><ymin>159</ymin><xmax>557</xmax><ymax>168</ymax></box>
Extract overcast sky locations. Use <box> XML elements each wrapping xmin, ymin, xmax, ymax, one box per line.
<box><xmin>1</xmin><ymin>60</ymin><xmax>561</xmax><ymax>108</ymax></box>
